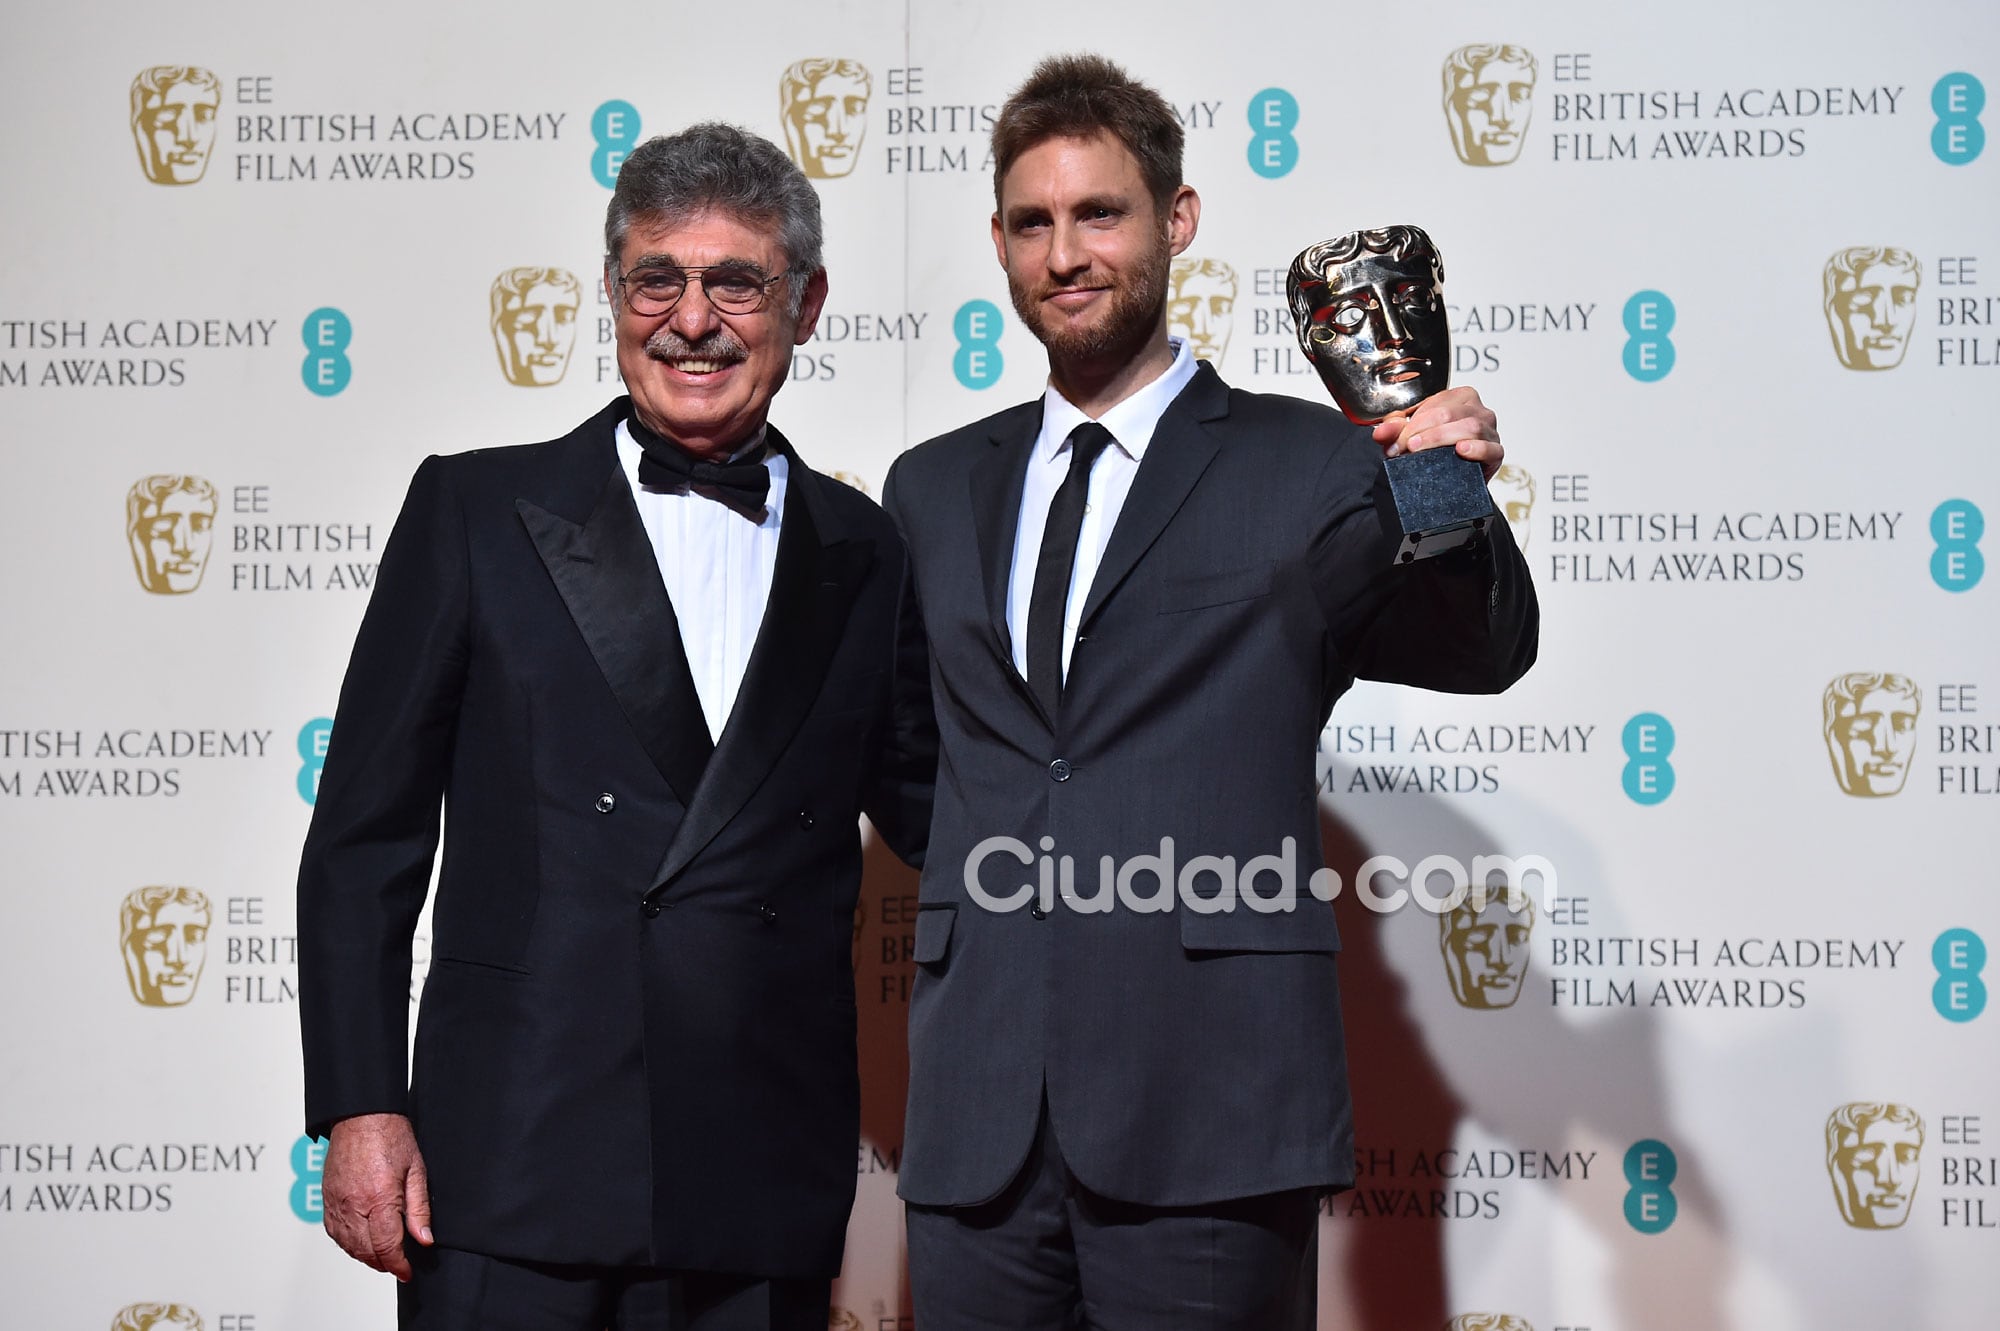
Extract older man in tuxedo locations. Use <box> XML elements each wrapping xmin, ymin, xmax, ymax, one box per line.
<box><xmin>298</xmin><ymin>122</ymin><xmax>933</xmax><ymax>1331</ymax></box>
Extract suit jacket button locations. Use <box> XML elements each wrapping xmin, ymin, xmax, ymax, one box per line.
<box><xmin>594</xmin><ymin>792</ymin><xmax>616</xmax><ymax>813</ymax></box>
<box><xmin>1049</xmin><ymin>759</ymin><xmax>1072</xmax><ymax>782</ymax></box>
<box><xmin>797</xmin><ymin>809</ymin><xmax>815</xmax><ymax>830</ymax></box>
<box><xmin>758</xmin><ymin>902</ymin><xmax>778</xmax><ymax>925</ymax></box>
<box><xmin>641</xmin><ymin>898</ymin><xmax>661</xmax><ymax>919</ymax></box>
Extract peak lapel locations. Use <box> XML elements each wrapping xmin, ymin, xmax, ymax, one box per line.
<box><xmin>518</xmin><ymin>468</ymin><xmax>713</xmax><ymax>807</ymax></box>
<box><xmin>650</xmin><ymin>446</ymin><xmax>869</xmax><ymax>890</ymax></box>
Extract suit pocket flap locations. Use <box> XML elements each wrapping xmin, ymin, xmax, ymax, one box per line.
<box><xmin>1179</xmin><ymin>903</ymin><xmax>1341</xmax><ymax>954</ymax></box>
<box><xmin>913</xmin><ymin>905</ymin><xmax>957</xmax><ymax>965</ymax></box>
<box><xmin>1158</xmin><ymin>560</ymin><xmax>1275</xmax><ymax>613</ymax></box>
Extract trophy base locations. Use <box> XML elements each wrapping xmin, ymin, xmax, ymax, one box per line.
<box><xmin>1384</xmin><ymin>448</ymin><xmax>1495</xmax><ymax>563</ymax></box>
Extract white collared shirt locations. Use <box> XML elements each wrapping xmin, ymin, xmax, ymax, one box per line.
<box><xmin>616</xmin><ymin>420</ymin><xmax>787</xmax><ymax>743</ymax></box>
<box><xmin>1006</xmin><ymin>337</ymin><xmax>1201</xmax><ymax>682</ymax></box>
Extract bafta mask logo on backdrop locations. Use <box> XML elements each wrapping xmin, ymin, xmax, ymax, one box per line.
<box><xmin>127</xmin><ymin>475</ymin><xmax>219</xmax><ymax>594</ymax></box>
<box><xmin>1823</xmin><ymin>247</ymin><xmax>1921</xmax><ymax>371</ymax></box>
<box><xmin>828</xmin><ymin>1309</ymin><xmax>864</xmax><ymax>1331</ymax></box>
<box><xmin>490</xmin><ymin>268</ymin><xmax>582</xmax><ymax>387</ymax></box>
<box><xmin>112</xmin><ymin>1305</ymin><xmax>205</xmax><ymax>1331</ymax></box>
<box><xmin>1822</xmin><ymin>672</ymin><xmax>1921</xmax><ymax>797</ymax></box>
<box><xmin>831</xmin><ymin>471</ymin><xmax>872</xmax><ymax>496</ymax></box>
<box><xmin>1443</xmin><ymin>45</ymin><xmax>1537</xmax><ymax>166</ymax></box>
<box><xmin>1826</xmin><ymin>1102</ymin><xmax>1924</xmax><ymax>1229</ymax></box>
<box><xmin>130</xmin><ymin>67</ymin><xmax>222</xmax><ymax>185</ymax></box>
<box><xmin>1489</xmin><ymin>464</ymin><xmax>1534</xmax><ymax>549</ymax></box>
<box><xmin>1445</xmin><ymin>1317</ymin><xmax>1535</xmax><ymax>1331</ymax></box>
<box><xmin>1440</xmin><ymin>891</ymin><xmax>1534</xmax><ymax>1009</ymax></box>
<box><xmin>780</xmin><ymin>59</ymin><xmax>872</xmax><ymax>179</ymax></box>
<box><xmin>120</xmin><ymin>887</ymin><xmax>212</xmax><ymax>1007</ymax></box>
<box><xmin>1167</xmin><ymin>258</ymin><xmax>1238</xmax><ymax>366</ymax></box>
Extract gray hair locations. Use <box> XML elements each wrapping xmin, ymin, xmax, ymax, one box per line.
<box><xmin>603</xmin><ymin>122</ymin><xmax>823</xmax><ymax>317</ymax></box>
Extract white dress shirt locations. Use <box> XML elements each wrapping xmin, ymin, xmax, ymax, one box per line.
<box><xmin>1006</xmin><ymin>338</ymin><xmax>1200</xmax><ymax>682</ymax></box>
<box><xmin>616</xmin><ymin>420</ymin><xmax>787</xmax><ymax>743</ymax></box>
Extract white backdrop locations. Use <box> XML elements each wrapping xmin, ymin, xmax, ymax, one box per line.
<box><xmin>1</xmin><ymin>1</ymin><xmax>1996</xmax><ymax>1327</ymax></box>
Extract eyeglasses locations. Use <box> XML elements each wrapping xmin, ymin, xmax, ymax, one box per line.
<box><xmin>616</xmin><ymin>264</ymin><xmax>790</xmax><ymax>317</ymax></box>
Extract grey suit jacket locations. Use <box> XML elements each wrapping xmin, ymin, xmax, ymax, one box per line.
<box><xmin>883</xmin><ymin>363</ymin><xmax>1536</xmax><ymax>1208</ymax></box>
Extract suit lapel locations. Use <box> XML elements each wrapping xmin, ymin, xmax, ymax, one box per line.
<box><xmin>518</xmin><ymin>448</ymin><xmax>714</xmax><ymax>807</ymax></box>
<box><xmin>1077</xmin><ymin>363</ymin><xmax>1226</xmax><ymax>630</ymax></box>
<box><xmin>969</xmin><ymin>405</ymin><xmax>1041</xmax><ymax>669</ymax></box>
<box><xmin>650</xmin><ymin>435</ymin><xmax>869</xmax><ymax>889</ymax></box>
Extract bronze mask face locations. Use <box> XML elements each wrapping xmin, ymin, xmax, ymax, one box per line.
<box><xmin>1287</xmin><ymin>226</ymin><xmax>1449</xmax><ymax>423</ymax></box>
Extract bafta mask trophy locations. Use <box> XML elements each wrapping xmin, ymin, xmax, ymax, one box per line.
<box><xmin>1288</xmin><ymin>225</ymin><xmax>1493</xmax><ymax>561</ymax></box>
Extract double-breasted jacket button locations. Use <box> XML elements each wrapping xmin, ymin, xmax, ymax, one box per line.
<box><xmin>797</xmin><ymin>808</ymin><xmax>815</xmax><ymax>830</ymax></box>
<box><xmin>1049</xmin><ymin>759</ymin><xmax>1072</xmax><ymax>782</ymax></box>
<box><xmin>758</xmin><ymin>902</ymin><xmax>779</xmax><ymax>925</ymax></box>
<box><xmin>594</xmin><ymin>792</ymin><xmax>616</xmax><ymax>814</ymax></box>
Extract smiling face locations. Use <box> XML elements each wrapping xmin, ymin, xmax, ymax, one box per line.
<box><xmin>1294</xmin><ymin>250</ymin><xmax>1450</xmax><ymax>423</ymax></box>
<box><xmin>993</xmin><ymin>132</ymin><xmax>1194</xmax><ymax>371</ymax></box>
<box><xmin>606</xmin><ymin>210</ymin><xmax>826</xmax><ymax>458</ymax></box>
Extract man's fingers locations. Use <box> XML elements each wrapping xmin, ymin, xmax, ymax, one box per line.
<box><xmin>369</xmin><ymin>1199</ymin><xmax>414</xmax><ymax>1281</ymax></box>
<box><xmin>405</xmin><ymin>1157</ymin><xmax>435</xmax><ymax>1247</ymax></box>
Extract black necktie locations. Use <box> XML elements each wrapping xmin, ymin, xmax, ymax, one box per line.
<box><xmin>628</xmin><ymin>413</ymin><xmax>771</xmax><ymax>511</ymax></box>
<box><xmin>1027</xmin><ymin>422</ymin><xmax>1115</xmax><ymax>719</ymax></box>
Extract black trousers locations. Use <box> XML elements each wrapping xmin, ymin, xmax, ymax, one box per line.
<box><xmin>397</xmin><ymin>1244</ymin><xmax>830</xmax><ymax>1331</ymax></box>
<box><xmin>906</xmin><ymin>1101</ymin><xmax>1320</xmax><ymax>1331</ymax></box>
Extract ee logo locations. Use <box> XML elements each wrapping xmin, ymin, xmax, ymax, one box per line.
<box><xmin>1933</xmin><ymin>928</ymin><xmax>1987</xmax><ymax>1022</ymax></box>
<box><xmin>1247</xmin><ymin>88</ymin><xmax>1299</xmax><ymax>178</ymax></box>
<box><xmin>953</xmin><ymin>299</ymin><xmax>1003</xmax><ymax>390</ymax></box>
<box><xmin>1621</xmin><ymin>712</ymin><xmax>1675</xmax><ymax>805</ymax></box>
<box><xmin>1623</xmin><ymin>1139</ymin><xmax>1678</xmax><ymax>1233</ymax></box>
<box><xmin>1932</xmin><ymin>73</ymin><xmax>1984</xmax><ymax>166</ymax></box>
<box><xmin>298</xmin><ymin>717</ymin><xmax>332</xmax><ymax>805</ymax></box>
<box><xmin>301</xmin><ymin>308</ymin><xmax>351</xmax><ymax>397</ymax></box>
<box><xmin>1622</xmin><ymin>291</ymin><xmax>1675</xmax><ymax>382</ymax></box>
<box><xmin>593</xmin><ymin>100</ymin><xmax>641</xmax><ymax>188</ymax></box>
<box><xmin>289</xmin><ymin>1134</ymin><xmax>325</xmax><ymax>1223</ymax></box>
<box><xmin>1930</xmin><ymin>499</ymin><xmax>1984</xmax><ymax>591</ymax></box>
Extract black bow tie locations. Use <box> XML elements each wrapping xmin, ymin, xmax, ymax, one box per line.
<box><xmin>628</xmin><ymin>413</ymin><xmax>771</xmax><ymax>511</ymax></box>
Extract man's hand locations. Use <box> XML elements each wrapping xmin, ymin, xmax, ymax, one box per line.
<box><xmin>322</xmin><ymin>1112</ymin><xmax>434</xmax><ymax>1281</ymax></box>
<box><xmin>1371</xmin><ymin>386</ymin><xmax>1504</xmax><ymax>480</ymax></box>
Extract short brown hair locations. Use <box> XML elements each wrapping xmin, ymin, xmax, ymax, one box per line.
<box><xmin>990</xmin><ymin>54</ymin><xmax>1183</xmax><ymax>213</ymax></box>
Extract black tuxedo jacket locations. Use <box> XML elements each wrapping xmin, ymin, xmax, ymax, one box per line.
<box><xmin>883</xmin><ymin>363</ymin><xmax>1536</xmax><ymax>1208</ymax></box>
<box><xmin>298</xmin><ymin>398</ymin><xmax>933</xmax><ymax>1279</ymax></box>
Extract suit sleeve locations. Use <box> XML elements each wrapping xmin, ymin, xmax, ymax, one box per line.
<box><xmin>296</xmin><ymin>454</ymin><xmax>470</xmax><ymax>1138</ymax></box>
<box><xmin>864</xmin><ymin>459</ymin><xmax>939</xmax><ymax>868</ymax></box>
<box><xmin>1306</xmin><ymin>438</ymin><xmax>1539</xmax><ymax>695</ymax></box>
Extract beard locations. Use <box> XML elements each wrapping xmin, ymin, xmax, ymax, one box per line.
<box><xmin>1007</xmin><ymin>239</ymin><xmax>1171</xmax><ymax>365</ymax></box>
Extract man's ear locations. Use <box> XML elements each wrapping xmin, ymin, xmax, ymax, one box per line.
<box><xmin>1166</xmin><ymin>185</ymin><xmax>1201</xmax><ymax>258</ymax></box>
<box><xmin>792</xmin><ymin>268</ymin><xmax>831</xmax><ymax>345</ymax></box>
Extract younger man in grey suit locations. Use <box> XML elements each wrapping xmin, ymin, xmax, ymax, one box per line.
<box><xmin>884</xmin><ymin>55</ymin><xmax>1537</xmax><ymax>1329</ymax></box>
